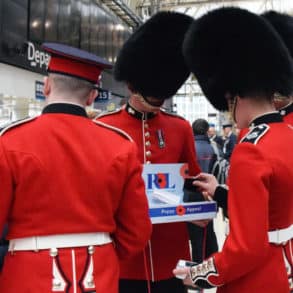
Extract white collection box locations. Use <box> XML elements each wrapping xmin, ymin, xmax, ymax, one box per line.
<box><xmin>142</xmin><ymin>163</ymin><xmax>217</xmax><ymax>224</ymax></box>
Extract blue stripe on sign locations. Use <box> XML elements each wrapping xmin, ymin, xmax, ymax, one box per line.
<box><xmin>149</xmin><ymin>202</ymin><xmax>217</xmax><ymax>218</ymax></box>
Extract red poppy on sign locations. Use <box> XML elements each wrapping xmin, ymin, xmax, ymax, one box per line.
<box><xmin>176</xmin><ymin>205</ymin><xmax>186</xmax><ymax>216</ymax></box>
<box><xmin>156</xmin><ymin>173</ymin><xmax>168</xmax><ymax>188</ymax></box>
<box><xmin>180</xmin><ymin>163</ymin><xmax>189</xmax><ymax>179</ymax></box>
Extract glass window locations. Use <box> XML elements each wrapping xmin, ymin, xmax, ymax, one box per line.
<box><xmin>0</xmin><ymin>2</ymin><xmax>2</xmax><ymax>46</ymax></box>
<box><xmin>97</xmin><ymin>8</ymin><xmax>106</xmax><ymax>59</ymax></box>
<box><xmin>44</xmin><ymin>0</ymin><xmax>58</xmax><ymax>42</ymax></box>
<box><xmin>114</xmin><ymin>17</ymin><xmax>124</xmax><ymax>63</ymax></box>
<box><xmin>80</xmin><ymin>0</ymin><xmax>90</xmax><ymax>51</ymax></box>
<box><xmin>3</xmin><ymin>0</ymin><xmax>28</xmax><ymax>45</ymax></box>
<box><xmin>29</xmin><ymin>0</ymin><xmax>45</xmax><ymax>42</ymax></box>
<box><xmin>112</xmin><ymin>20</ymin><xmax>118</xmax><ymax>63</ymax></box>
<box><xmin>105</xmin><ymin>13</ymin><xmax>112</xmax><ymax>63</ymax></box>
<box><xmin>57</xmin><ymin>0</ymin><xmax>71</xmax><ymax>44</ymax></box>
<box><xmin>68</xmin><ymin>0</ymin><xmax>81</xmax><ymax>47</ymax></box>
<box><xmin>89</xmin><ymin>2</ymin><xmax>99</xmax><ymax>54</ymax></box>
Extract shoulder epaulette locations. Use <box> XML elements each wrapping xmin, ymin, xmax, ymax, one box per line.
<box><xmin>0</xmin><ymin>116</ymin><xmax>37</xmax><ymax>136</ymax></box>
<box><xmin>96</xmin><ymin>108</ymin><xmax>122</xmax><ymax>119</ymax></box>
<box><xmin>93</xmin><ymin>120</ymin><xmax>133</xmax><ymax>142</ymax></box>
<box><xmin>240</xmin><ymin>124</ymin><xmax>269</xmax><ymax>145</ymax></box>
<box><xmin>160</xmin><ymin>109</ymin><xmax>185</xmax><ymax>120</ymax></box>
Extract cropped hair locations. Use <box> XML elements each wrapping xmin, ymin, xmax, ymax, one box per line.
<box><xmin>192</xmin><ymin>118</ymin><xmax>210</xmax><ymax>135</ymax></box>
<box><xmin>49</xmin><ymin>73</ymin><xmax>94</xmax><ymax>99</ymax></box>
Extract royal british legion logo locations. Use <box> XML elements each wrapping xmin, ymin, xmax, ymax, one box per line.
<box><xmin>147</xmin><ymin>172</ymin><xmax>176</xmax><ymax>190</ymax></box>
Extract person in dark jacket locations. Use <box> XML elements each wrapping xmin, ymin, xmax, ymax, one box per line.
<box><xmin>221</xmin><ymin>123</ymin><xmax>237</xmax><ymax>161</ymax></box>
<box><xmin>187</xmin><ymin>119</ymin><xmax>218</xmax><ymax>265</ymax></box>
<box><xmin>208</xmin><ymin>123</ymin><xmax>223</xmax><ymax>150</ymax></box>
<box><xmin>193</xmin><ymin>119</ymin><xmax>217</xmax><ymax>173</ymax></box>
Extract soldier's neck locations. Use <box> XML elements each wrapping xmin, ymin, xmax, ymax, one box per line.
<box><xmin>128</xmin><ymin>95</ymin><xmax>159</xmax><ymax>113</ymax></box>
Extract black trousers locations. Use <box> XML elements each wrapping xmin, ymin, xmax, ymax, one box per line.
<box><xmin>187</xmin><ymin>221</ymin><xmax>218</xmax><ymax>263</ymax></box>
<box><xmin>119</xmin><ymin>277</ymin><xmax>186</xmax><ymax>293</ymax></box>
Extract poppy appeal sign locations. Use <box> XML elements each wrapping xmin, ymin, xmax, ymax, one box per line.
<box><xmin>142</xmin><ymin>163</ymin><xmax>217</xmax><ymax>224</ymax></box>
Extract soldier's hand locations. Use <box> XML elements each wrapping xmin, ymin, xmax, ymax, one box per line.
<box><xmin>172</xmin><ymin>267</ymin><xmax>197</xmax><ymax>287</ymax></box>
<box><xmin>193</xmin><ymin>173</ymin><xmax>219</xmax><ymax>198</ymax></box>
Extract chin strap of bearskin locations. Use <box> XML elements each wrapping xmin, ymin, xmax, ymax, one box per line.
<box><xmin>189</xmin><ymin>257</ymin><xmax>220</xmax><ymax>289</ymax></box>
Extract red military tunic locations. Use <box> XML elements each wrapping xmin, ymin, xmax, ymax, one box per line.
<box><xmin>0</xmin><ymin>103</ymin><xmax>152</xmax><ymax>293</ymax></box>
<box><xmin>97</xmin><ymin>103</ymin><xmax>201</xmax><ymax>281</ymax></box>
<box><xmin>193</xmin><ymin>112</ymin><xmax>293</xmax><ymax>292</ymax></box>
<box><xmin>238</xmin><ymin>103</ymin><xmax>293</xmax><ymax>143</ymax></box>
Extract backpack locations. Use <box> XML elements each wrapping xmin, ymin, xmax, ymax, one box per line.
<box><xmin>209</xmin><ymin>141</ymin><xmax>230</xmax><ymax>185</ymax></box>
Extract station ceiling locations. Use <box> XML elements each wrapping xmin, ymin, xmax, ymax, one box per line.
<box><xmin>107</xmin><ymin>0</ymin><xmax>293</xmax><ymax>28</ymax></box>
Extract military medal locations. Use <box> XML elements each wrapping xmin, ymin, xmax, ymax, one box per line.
<box><xmin>156</xmin><ymin>129</ymin><xmax>165</xmax><ymax>148</ymax></box>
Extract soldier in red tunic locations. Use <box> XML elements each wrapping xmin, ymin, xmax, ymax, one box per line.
<box><xmin>173</xmin><ymin>7</ymin><xmax>293</xmax><ymax>293</ymax></box>
<box><xmin>97</xmin><ymin>11</ymin><xmax>205</xmax><ymax>293</ymax></box>
<box><xmin>0</xmin><ymin>43</ymin><xmax>152</xmax><ymax>293</ymax></box>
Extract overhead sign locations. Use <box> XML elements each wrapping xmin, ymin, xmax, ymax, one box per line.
<box><xmin>0</xmin><ymin>41</ymin><xmax>49</xmax><ymax>75</ymax></box>
<box><xmin>95</xmin><ymin>88</ymin><xmax>111</xmax><ymax>102</ymax></box>
<box><xmin>27</xmin><ymin>42</ymin><xmax>50</xmax><ymax>70</ymax></box>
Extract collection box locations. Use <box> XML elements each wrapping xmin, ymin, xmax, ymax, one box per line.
<box><xmin>142</xmin><ymin>163</ymin><xmax>217</xmax><ymax>224</ymax></box>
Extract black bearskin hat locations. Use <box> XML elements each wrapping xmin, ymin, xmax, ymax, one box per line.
<box><xmin>114</xmin><ymin>11</ymin><xmax>193</xmax><ymax>100</ymax></box>
<box><xmin>262</xmin><ymin>11</ymin><xmax>293</xmax><ymax>58</ymax></box>
<box><xmin>183</xmin><ymin>7</ymin><xmax>293</xmax><ymax>111</ymax></box>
